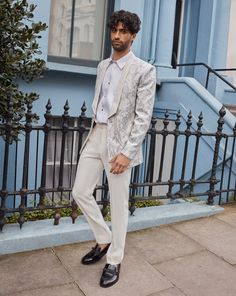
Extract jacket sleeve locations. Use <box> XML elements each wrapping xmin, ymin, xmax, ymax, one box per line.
<box><xmin>121</xmin><ymin>65</ymin><xmax>156</xmax><ymax>160</ymax></box>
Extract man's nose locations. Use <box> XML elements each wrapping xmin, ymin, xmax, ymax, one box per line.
<box><xmin>114</xmin><ymin>31</ymin><xmax>120</xmax><ymax>39</ymax></box>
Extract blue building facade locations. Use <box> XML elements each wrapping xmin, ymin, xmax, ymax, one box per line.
<box><xmin>22</xmin><ymin>0</ymin><xmax>235</xmax><ymax>117</ymax></box>
<box><xmin>1</xmin><ymin>0</ymin><xmax>236</xmax><ymax>205</ymax></box>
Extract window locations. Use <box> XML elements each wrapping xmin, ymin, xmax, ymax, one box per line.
<box><xmin>48</xmin><ymin>0</ymin><xmax>114</xmax><ymax>67</ymax></box>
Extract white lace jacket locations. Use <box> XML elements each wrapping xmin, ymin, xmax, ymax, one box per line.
<box><xmin>81</xmin><ymin>54</ymin><xmax>156</xmax><ymax>168</ymax></box>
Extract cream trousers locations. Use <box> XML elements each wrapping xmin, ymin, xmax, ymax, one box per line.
<box><xmin>72</xmin><ymin>123</ymin><xmax>131</xmax><ymax>265</ymax></box>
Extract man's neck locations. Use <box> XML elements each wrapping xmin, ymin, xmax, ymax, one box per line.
<box><xmin>112</xmin><ymin>49</ymin><xmax>130</xmax><ymax>61</ymax></box>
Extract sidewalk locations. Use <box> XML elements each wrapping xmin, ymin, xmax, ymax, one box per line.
<box><xmin>1</xmin><ymin>204</ymin><xmax>236</xmax><ymax>296</ymax></box>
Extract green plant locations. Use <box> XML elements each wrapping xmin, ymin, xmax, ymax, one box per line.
<box><xmin>134</xmin><ymin>199</ymin><xmax>162</xmax><ymax>208</ymax></box>
<box><xmin>228</xmin><ymin>194</ymin><xmax>236</xmax><ymax>202</ymax></box>
<box><xmin>183</xmin><ymin>196</ymin><xmax>200</xmax><ymax>203</ymax></box>
<box><xmin>6</xmin><ymin>197</ymin><xmax>162</xmax><ymax>224</ymax></box>
<box><xmin>0</xmin><ymin>0</ymin><xmax>47</xmax><ymax>140</ymax></box>
<box><xmin>6</xmin><ymin>204</ymin><xmax>82</xmax><ymax>223</ymax></box>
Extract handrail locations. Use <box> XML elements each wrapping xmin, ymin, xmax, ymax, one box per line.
<box><xmin>214</xmin><ymin>68</ymin><xmax>236</xmax><ymax>72</ymax></box>
<box><xmin>176</xmin><ymin>62</ymin><xmax>236</xmax><ymax>92</ymax></box>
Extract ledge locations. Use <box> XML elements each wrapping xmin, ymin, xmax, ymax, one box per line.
<box><xmin>0</xmin><ymin>202</ymin><xmax>224</xmax><ymax>255</ymax></box>
<box><xmin>46</xmin><ymin>62</ymin><xmax>97</xmax><ymax>75</ymax></box>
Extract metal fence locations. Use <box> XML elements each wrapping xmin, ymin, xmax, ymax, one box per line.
<box><xmin>1</xmin><ymin>98</ymin><xmax>236</xmax><ymax>231</ymax></box>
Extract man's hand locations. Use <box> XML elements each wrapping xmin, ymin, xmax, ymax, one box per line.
<box><xmin>109</xmin><ymin>153</ymin><xmax>131</xmax><ymax>174</ymax></box>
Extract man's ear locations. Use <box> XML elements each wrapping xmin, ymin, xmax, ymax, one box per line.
<box><xmin>132</xmin><ymin>33</ymin><xmax>137</xmax><ymax>42</ymax></box>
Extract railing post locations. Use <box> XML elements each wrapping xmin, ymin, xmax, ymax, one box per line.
<box><xmin>179</xmin><ymin>111</ymin><xmax>192</xmax><ymax>197</ymax></box>
<box><xmin>157</xmin><ymin>111</ymin><xmax>169</xmax><ymax>183</ymax></box>
<box><xmin>0</xmin><ymin>94</ymin><xmax>13</xmax><ymax>231</ymax></box>
<box><xmin>129</xmin><ymin>165</ymin><xmax>139</xmax><ymax>215</ymax></box>
<box><xmin>145</xmin><ymin>117</ymin><xmax>157</xmax><ymax>196</ymax></box>
<box><xmin>38</xmin><ymin>100</ymin><xmax>52</xmax><ymax>208</ymax></box>
<box><xmin>226</xmin><ymin>123</ymin><xmax>236</xmax><ymax>203</ymax></box>
<box><xmin>77</xmin><ymin>102</ymin><xmax>87</xmax><ymax>164</ymax></box>
<box><xmin>167</xmin><ymin>110</ymin><xmax>181</xmax><ymax>200</ymax></box>
<box><xmin>207</xmin><ymin>107</ymin><xmax>226</xmax><ymax>205</ymax></box>
<box><xmin>18</xmin><ymin>101</ymin><xmax>33</xmax><ymax>229</ymax></box>
<box><xmin>58</xmin><ymin>100</ymin><xmax>70</xmax><ymax>191</ymax></box>
<box><xmin>190</xmin><ymin>112</ymin><xmax>203</xmax><ymax>194</ymax></box>
<box><xmin>54</xmin><ymin>100</ymin><xmax>70</xmax><ymax>225</ymax></box>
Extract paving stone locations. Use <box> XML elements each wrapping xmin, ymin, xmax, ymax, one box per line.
<box><xmin>147</xmin><ymin>287</ymin><xmax>186</xmax><ymax>296</ymax></box>
<box><xmin>217</xmin><ymin>212</ymin><xmax>236</xmax><ymax>228</ymax></box>
<box><xmin>7</xmin><ymin>283</ymin><xmax>84</xmax><ymax>296</ymax></box>
<box><xmin>172</xmin><ymin>216</ymin><xmax>236</xmax><ymax>264</ymax></box>
<box><xmin>0</xmin><ymin>249</ymin><xmax>72</xmax><ymax>296</ymax></box>
<box><xmin>128</xmin><ymin>226</ymin><xmax>204</xmax><ymax>264</ymax></box>
<box><xmin>54</xmin><ymin>241</ymin><xmax>172</xmax><ymax>296</ymax></box>
<box><xmin>222</xmin><ymin>204</ymin><xmax>236</xmax><ymax>213</ymax></box>
<box><xmin>155</xmin><ymin>250</ymin><xmax>236</xmax><ymax>296</ymax></box>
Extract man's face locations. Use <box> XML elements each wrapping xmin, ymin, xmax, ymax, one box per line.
<box><xmin>111</xmin><ymin>22</ymin><xmax>136</xmax><ymax>52</ymax></box>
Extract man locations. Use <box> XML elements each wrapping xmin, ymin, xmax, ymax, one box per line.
<box><xmin>72</xmin><ymin>10</ymin><xmax>156</xmax><ymax>288</ymax></box>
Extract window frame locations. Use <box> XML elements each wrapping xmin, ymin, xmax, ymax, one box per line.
<box><xmin>47</xmin><ymin>0</ymin><xmax>115</xmax><ymax>67</ymax></box>
<box><xmin>171</xmin><ymin>0</ymin><xmax>185</xmax><ymax>68</ymax></box>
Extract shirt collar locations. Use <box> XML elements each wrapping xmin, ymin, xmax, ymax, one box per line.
<box><xmin>110</xmin><ymin>51</ymin><xmax>134</xmax><ymax>70</ymax></box>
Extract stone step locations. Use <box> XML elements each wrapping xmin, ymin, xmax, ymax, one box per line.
<box><xmin>224</xmin><ymin>104</ymin><xmax>236</xmax><ymax>117</ymax></box>
<box><xmin>0</xmin><ymin>202</ymin><xmax>224</xmax><ymax>255</ymax></box>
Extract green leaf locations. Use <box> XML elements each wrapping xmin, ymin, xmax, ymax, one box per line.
<box><xmin>0</xmin><ymin>0</ymin><xmax>48</xmax><ymax>141</ymax></box>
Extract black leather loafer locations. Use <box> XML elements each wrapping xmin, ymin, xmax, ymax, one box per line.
<box><xmin>81</xmin><ymin>243</ymin><xmax>110</xmax><ymax>265</ymax></box>
<box><xmin>100</xmin><ymin>263</ymin><xmax>121</xmax><ymax>288</ymax></box>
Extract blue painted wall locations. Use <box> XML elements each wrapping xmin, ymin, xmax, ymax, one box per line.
<box><xmin>1</xmin><ymin>0</ymin><xmax>235</xmax><ymax>206</ymax></box>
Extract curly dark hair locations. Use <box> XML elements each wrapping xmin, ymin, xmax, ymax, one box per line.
<box><xmin>108</xmin><ymin>10</ymin><xmax>141</xmax><ymax>34</ymax></box>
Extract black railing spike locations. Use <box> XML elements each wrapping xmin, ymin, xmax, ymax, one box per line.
<box><xmin>174</xmin><ymin>110</ymin><xmax>181</xmax><ymax>128</ymax></box>
<box><xmin>217</xmin><ymin>107</ymin><xmax>226</xmax><ymax>129</ymax></box>
<box><xmin>81</xmin><ymin>101</ymin><xmax>87</xmax><ymax>117</ymax></box>
<box><xmin>63</xmin><ymin>100</ymin><xmax>70</xmax><ymax>115</ymax></box>
<box><xmin>187</xmin><ymin>110</ymin><xmax>192</xmax><ymax>121</ymax></box>
<box><xmin>26</xmin><ymin>105</ymin><xmax>33</xmax><ymax>120</ymax></box>
<box><xmin>219</xmin><ymin>106</ymin><xmax>226</xmax><ymax>117</ymax></box>
<box><xmin>163</xmin><ymin>110</ymin><xmax>170</xmax><ymax>127</ymax></box>
<box><xmin>151</xmin><ymin>117</ymin><xmax>157</xmax><ymax>128</ymax></box>
<box><xmin>177</xmin><ymin>110</ymin><xmax>181</xmax><ymax>119</ymax></box>
<box><xmin>45</xmin><ymin>99</ymin><xmax>52</xmax><ymax>114</ymax></box>
<box><xmin>197</xmin><ymin>112</ymin><xmax>203</xmax><ymax>129</ymax></box>
<box><xmin>198</xmin><ymin>111</ymin><xmax>203</xmax><ymax>122</ymax></box>
<box><xmin>165</xmin><ymin>109</ymin><xmax>169</xmax><ymax>118</ymax></box>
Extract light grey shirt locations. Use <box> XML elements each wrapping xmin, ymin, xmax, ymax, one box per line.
<box><xmin>96</xmin><ymin>51</ymin><xmax>134</xmax><ymax>123</ymax></box>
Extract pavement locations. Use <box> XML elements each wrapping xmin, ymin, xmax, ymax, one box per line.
<box><xmin>1</xmin><ymin>203</ymin><xmax>236</xmax><ymax>296</ymax></box>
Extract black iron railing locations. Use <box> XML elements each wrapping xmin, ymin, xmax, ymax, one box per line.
<box><xmin>1</xmin><ymin>98</ymin><xmax>236</xmax><ymax>231</ymax></box>
<box><xmin>177</xmin><ymin>63</ymin><xmax>236</xmax><ymax>92</ymax></box>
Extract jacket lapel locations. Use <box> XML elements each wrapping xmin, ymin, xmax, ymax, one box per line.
<box><xmin>108</xmin><ymin>56</ymin><xmax>135</xmax><ymax>118</ymax></box>
<box><xmin>92</xmin><ymin>59</ymin><xmax>111</xmax><ymax>114</ymax></box>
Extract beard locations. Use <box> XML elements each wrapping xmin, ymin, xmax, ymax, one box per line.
<box><xmin>112</xmin><ymin>40</ymin><xmax>130</xmax><ymax>52</ymax></box>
